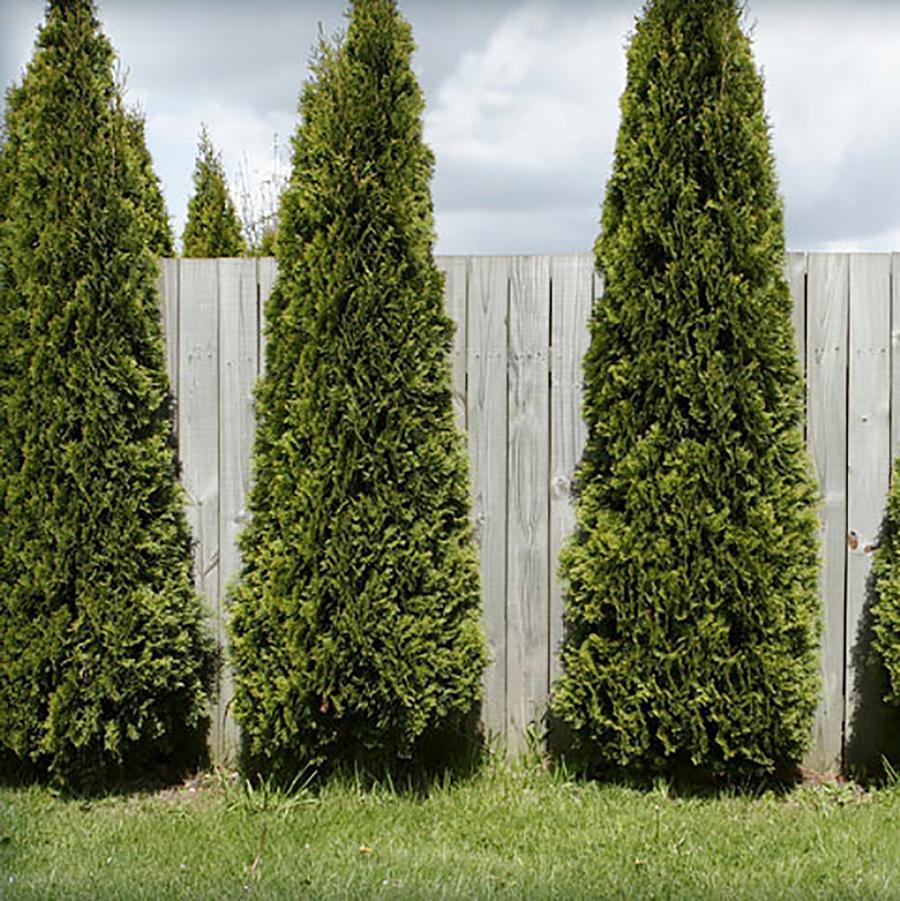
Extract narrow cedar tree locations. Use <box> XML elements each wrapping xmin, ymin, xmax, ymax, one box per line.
<box><xmin>0</xmin><ymin>0</ymin><xmax>214</xmax><ymax>787</ymax></box>
<box><xmin>122</xmin><ymin>106</ymin><xmax>175</xmax><ymax>257</ymax></box>
<box><xmin>872</xmin><ymin>462</ymin><xmax>900</xmax><ymax>703</ymax></box>
<box><xmin>229</xmin><ymin>0</ymin><xmax>486</xmax><ymax>777</ymax></box>
<box><xmin>552</xmin><ymin>0</ymin><xmax>820</xmax><ymax>776</ymax></box>
<box><xmin>182</xmin><ymin>126</ymin><xmax>246</xmax><ymax>257</ymax></box>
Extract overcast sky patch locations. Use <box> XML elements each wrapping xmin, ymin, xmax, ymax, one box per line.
<box><xmin>2</xmin><ymin>0</ymin><xmax>899</xmax><ymax>254</ymax></box>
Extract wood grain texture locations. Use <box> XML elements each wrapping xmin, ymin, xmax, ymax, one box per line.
<box><xmin>158</xmin><ymin>253</ymin><xmax>893</xmax><ymax>766</ymax></box>
<box><xmin>549</xmin><ymin>253</ymin><xmax>595</xmax><ymax>688</ymax></box>
<box><xmin>786</xmin><ymin>252</ymin><xmax>808</xmax><ymax>374</ymax></box>
<box><xmin>844</xmin><ymin>253</ymin><xmax>891</xmax><ymax>755</ymax></box>
<box><xmin>506</xmin><ymin>255</ymin><xmax>551</xmax><ymax>752</ymax></box>
<box><xmin>892</xmin><ymin>253</ymin><xmax>900</xmax><ymax>465</ymax></box>
<box><xmin>436</xmin><ymin>256</ymin><xmax>468</xmax><ymax>431</ymax></box>
<box><xmin>216</xmin><ymin>258</ymin><xmax>258</xmax><ymax>764</ymax></box>
<box><xmin>156</xmin><ymin>258</ymin><xmax>180</xmax><ymax>394</ymax></box>
<box><xmin>177</xmin><ymin>259</ymin><xmax>222</xmax><ymax>761</ymax></box>
<box><xmin>466</xmin><ymin>256</ymin><xmax>509</xmax><ymax>744</ymax></box>
<box><xmin>804</xmin><ymin>253</ymin><xmax>849</xmax><ymax>772</ymax></box>
<box><xmin>257</xmin><ymin>257</ymin><xmax>278</xmax><ymax>375</ymax></box>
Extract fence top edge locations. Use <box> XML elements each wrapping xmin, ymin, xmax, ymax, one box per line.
<box><xmin>158</xmin><ymin>250</ymin><xmax>897</xmax><ymax>266</ymax></box>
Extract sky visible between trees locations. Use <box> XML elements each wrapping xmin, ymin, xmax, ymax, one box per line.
<box><xmin>2</xmin><ymin>0</ymin><xmax>899</xmax><ymax>254</ymax></box>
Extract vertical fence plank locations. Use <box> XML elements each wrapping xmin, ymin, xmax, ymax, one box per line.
<box><xmin>549</xmin><ymin>253</ymin><xmax>595</xmax><ymax>687</ymax></box>
<box><xmin>844</xmin><ymin>254</ymin><xmax>892</xmax><ymax>765</ymax></box>
<box><xmin>257</xmin><ymin>257</ymin><xmax>278</xmax><ymax>374</ymax></box>
<box><xmin>436</xmin><ymin>256</ymin><xmax>468</xmax><ymax>431</ymax></box>
<box><xmin>892</xmin><ymin>253</ymin><xmax>900</xmax><ymax>466</ymax></box>
<box><xmin>506</xmin><ymin>256</ymin><xmax>551</xmax><ymax>750</ymax></box>
<box><xmin>163</xmin><ymin>252</ymin><xmax>900</xmax><ymax>768</ymax></box>
<box><xmin>156</xmin><ymin>258</ymin><xmax>180</xmax><ymax>393</ymax></box>
<box><xmin>216</xmin><ymin>258</ymin><xmax>259</xmax><ymax>764</ymax></box>
<box><xmin>177</xmin><ymin>259</ymin><xmax>222</xmax><ymax>761</ymax></box>
<box><xmin>787</xmin><ymin>252</ymin><xmax>808</xmax><ymax>375</ymax></box>
<box><xmin>805</xmin><ymin>253</ymin><xmax>849</xmax><ymax>772</ymax></box>
<box><xmin>467</xmin><ymin>256</ymin><xmax>509</xmax><ymax>744</ymax></box>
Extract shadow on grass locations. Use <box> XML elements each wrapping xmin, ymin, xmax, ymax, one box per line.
<box><xmin>545</xmin><ymin>708</ymin><xmax>808</xmax><ymax>800</ymax></box>
<box><xmin>238</xmin><ymin>702</ymin><xmax>487</xmax><ymax>798</ymax></box>
<box><xmin>0</xmin><ymin>717</ymin><xmax>211</xmax><ymax>800</ymax></box>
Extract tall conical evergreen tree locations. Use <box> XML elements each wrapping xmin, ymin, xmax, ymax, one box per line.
<box><xmin>0</xmin><ymin>0</ymin><xmax>213</xmax><ymax>787</ymax></box>
<box><xmin>552</xmin><ymin>0</ymin><xmax>820</xmax><ymax>777</ymax></box>
<box><xmin>182</xmin><ymin>126</ymin><xmax>245</xmax><ymax>257</ymax></box>
<box><xmin>230</xmin><ymin>0</ymin><xmax>486</xmax><ymax>777</ymax></box>
<box><xmin>122</xmin><ymin>106</ymin><xmax>174</xmax><ymax>257</ymax></box>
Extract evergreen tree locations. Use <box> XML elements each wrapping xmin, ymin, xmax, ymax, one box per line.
<box><xmin>182</xmin><ymin>126</ymin><xmax>245</xmax><ymax>257</ymax></box>
<box><xmin>552</xmin><ymin>0</ymin><xmax>820</xmax><ymax>777</ymax></box>
<box><xmin>230</xmin><ymin>0</ymin><xmax>486</xmax><ymax>778</ymax></box>
<box><xmin>251</xmin><ymin>226</ymin><xmax>277</xmax><ymax>258</ymax></box>
<box><xmin>872</xmin><ymin>463</ymin><xmax>900</xmax><ymax>703</ymax></box>
<box><xmin>0</xmin><ymin>0</ymin><xmax>213</xmax><ymax>788</ymax></box>
<box><xmin>122</xmin><ymin>106</ymin><xmax>174</xmax><ymax>257</ymax></box>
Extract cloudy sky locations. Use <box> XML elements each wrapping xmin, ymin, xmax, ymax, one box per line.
<box><xmin>2</xmin><ymin>0</ymin><xmax>900</xmax><ymax>254</ymax></box>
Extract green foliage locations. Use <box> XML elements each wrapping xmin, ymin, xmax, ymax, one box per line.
<box><xmin>230</xmin><ymin>0</ymin><xmax>486</xmax><ymax>778</ymax></box>
<box><xmin>0</xmin><ymin>0</ymin><xmax>214</xmax><ymax>788</ymax></box>
<box><xmin>250</xmin><ymin>226</ymin><xmax>277</xmax><ymax>258</ymax></box>
<box><xmin>552</xmin><ymin>0</ymin><xmax>820</xmax><ymax>777</ymax></box>
<box><xmin>182</xmin><ymin>126</ymin><xmax>245</xmax><ymax>257</ymax></box>
<box><xmin>872</xmin><ymin>461</ymin><xmax>900</xmax><ymax>704</ymax></box>
<box><xmin>122</xmin><ymin>106</ymin><xmax>174</xmax><ymax>257</ymax></box>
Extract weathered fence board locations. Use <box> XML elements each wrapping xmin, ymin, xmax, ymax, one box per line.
<box><xmin>466</xmin><ymin>256</ymin><xmax>510</xmax><ymax>743</ymax></box>
<box><xmin>787</xmin><ymin>252</ymin><xmax>807</xmax><ymax>373</ymax></box>
<box><xmin>845</xmin><ymin>254</ymin><xmax>892</xmax><ymax>759</ymax></box>
<box><xmin>549</xmin><ymin>255</ymin><xmax>595</xmax><ymax>686</ymax></box>
<box><xmin>806</xmin><ymin>253</ymin><xmax>849</xmax><ymax>772</ymax></box>
<box><xmin>156</xmin><ymin>260</ymin><xmax>179</xmax><ymax>393</ymax></box>
<box><xmin>257</xmin><ymin>257</ymin><xmax>277</xmax><ymax>375</ymax></box>
<box><xmin>892</xmin><ymin>253</ymin><xmax>900</xmax><ymax>465</ymax></box>
<box><xmin>217</xmin><ymin>258</ymin><xmax>258</xmax><ymax>762</ymax></box>
<box><xmin>176</xmin><ymin>259</ymin><xmax>223</xmax><ymax>757</ymax></box>
<box><xmin>159</xmin><ymin>252</ymin><xmax>900</xmax><ymax>771</ymax></box>
<box><xmin>506</xmin><ymin>256</ymin><xmax>551</xmax><ymax>750</ymax></box>
<box><xmin>438</xmin><ymin>255</ymin><xmax>468</xmax><ymax>431</ymax></box>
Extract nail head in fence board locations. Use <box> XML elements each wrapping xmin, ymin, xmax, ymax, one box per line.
<box><xmin>436</xmin><ymin>256</ymin><xmax>468</xmax><ymax>430</ymax></box>
<box><xmin>804</xmin><ymin>252</ymin><xmax>848</xmax><ymax>772</ymax></box>
<box><xmin>549</xmin><ymin>253</ymin><xmax>595</xmax><ymax>687</ymax></box>
<box><xmin>257</xmin><ymin>257</ymin><xmax>278</xmax><ymax>374</ymax></box>
<box><xmin>466</xmin><ymin>255</ymin><xmax>509</xmax><ymax>743</ymax></box>
<box><xmin>506</xmin><ymin>255</ymin><xmax>551</xmax><ymax>751</ymax></box>
<box><xmin>177</xmin><ymin>258</ymin><xmax>222</xmax><ymax>762</ymax></box>
<box><xmin>786</xmin><ymin>252</ymin><xmax>808</xmax><ymax>373</ymax></box>
<box><xmin>217</xmin><ymin>258</ymin><xmax>258</xmax><ymax>765</ymax></box>
<box><xmin>845</xmin><ymin>253</ymin><xmax>891</xmax><ymax>764</ymax></box>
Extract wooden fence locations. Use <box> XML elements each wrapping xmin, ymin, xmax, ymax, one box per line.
<box><xmin>156</xmin><ymin>252</ymin><xmax>900</xmax><ymax>772</ymax></box>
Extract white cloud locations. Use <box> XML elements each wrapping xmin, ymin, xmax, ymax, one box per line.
<box><xmin>427</xmin><ymin>3</ymin><xmax>629</xmax><ymax>174</ymax></box>
<box><xmin>425</xmin><ymin>2</ymin><xmax>633</xmax><ymax>252</ymax></box>
<box><xmin>5</xmin><ymin>1</ymin><xmax>900</xmax><ymax>254</ymax></box>
<box><xmin>749</xmin><ymin>5</ymin><xmax>900</xmax><ymax>247</ymax></box>
<box><xmin>436</xmin><ymin>205</ymin><xmax>598</xmax><ymax>256</ymax></box>
<box><xmin>756</xmin><ymin>7</ymin><xmax>900</xmax><ymax>180</ymax></box>
<box><xmin>428</xmin><ymin>0</ymin><xmax>900</xmax><ymax>253</ymax></box>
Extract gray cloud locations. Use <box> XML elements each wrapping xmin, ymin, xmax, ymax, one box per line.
<box><xmin>3</xmin><ymin>0</ymin><xmax>900</xmax><ymax>253</ymax></box>
<box><xmin>434</xmin><ymin>157</ymin><xmax>607</xmax><ymax>215</ymax></box>
<box><xmin>784</xmin><ymin>141</ymin><xmax>900</xmax><ymax>247</ymax></box>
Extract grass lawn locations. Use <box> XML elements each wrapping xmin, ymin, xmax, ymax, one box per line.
<box><xmin>2</xmin><ymin>759</ymin><xmax>900</xmax><ymax>899</ymax></box>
